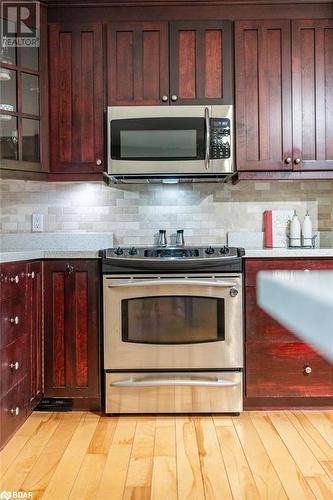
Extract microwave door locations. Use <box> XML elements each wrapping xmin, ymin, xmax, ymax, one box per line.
<box><xmin>108</xmin><ymin>107</ymin><xmax>210</xmax><ymax>176</ymax></box>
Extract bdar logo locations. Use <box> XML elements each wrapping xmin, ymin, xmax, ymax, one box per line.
<box><xmin>0</xmin><ymin>492</ymin><xmax>11</xmax><ymax>500</ymax></box>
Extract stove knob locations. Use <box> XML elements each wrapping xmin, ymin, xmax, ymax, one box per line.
<box><xmin>220</xmin><ymin>246</ymin><xmax>230</xmax><ymax>255</ymax></box>
<box><xmin>129</xmin><ymin>247</ymin><xmax>138</xmax><ymax>256</ymax></box>
<box><xmin>205</xmin><ymin>246</ymin><xmax>215</xmax><ymax>255</ymax></box>
<box><xmin>114</xmin><ymin>247</ymin><xmax>123</xmax><ymax>256</ymax></box>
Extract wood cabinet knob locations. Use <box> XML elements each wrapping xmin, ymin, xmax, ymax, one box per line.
<box><xmin>171</xmin><ymin>95</ymin><xmax>178</xmax><ymax>102</ymax></box>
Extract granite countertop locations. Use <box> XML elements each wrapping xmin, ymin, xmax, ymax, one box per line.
<box><xmin>257</xmin><ymin>270</ymin><xmax>333</xmax><ymax>362</ymax></box>
<box><xmin>0</xmin><ymin>250</ymin><xmax>101</xmax><ymax>263</ymax></box>
<box><xmin>0</xmin><ymin>232</ymin><xmax>114</xmax><ymax>264</ymax></box>
<box><xmin>244</xmin><ymin>248</ymin><xmax>333</xmax><ymax>258</ymax></box>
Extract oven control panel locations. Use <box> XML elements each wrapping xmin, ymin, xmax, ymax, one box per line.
<box><xmin>210</xmin><ymin>118</ymin><xmax>231</xmax><ymax>159</ymax></box>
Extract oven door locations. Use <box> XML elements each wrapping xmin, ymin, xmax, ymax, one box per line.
<box><xmin>108</xmin><ymin>106</ymin><xmax>208</xmax><ymax>175</ymax></box>
<box><xmin>103</xmin><ymin>275</ymin><xmax>243</xmax><ymax>370</ymax></box>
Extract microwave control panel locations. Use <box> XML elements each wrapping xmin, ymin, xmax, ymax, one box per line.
<box><xmin>210</xmin><ymin>118</ymin><xmax>231</xmax><ymax>159</ymax></box>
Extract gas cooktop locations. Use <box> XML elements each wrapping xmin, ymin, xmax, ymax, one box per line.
<box><xmin>100</xmin><ymin>246</ymin><xmax>245</xmax><ymax>273</ymax></box>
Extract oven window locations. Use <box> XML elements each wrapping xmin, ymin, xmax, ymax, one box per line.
<box><xmin>120</xmin><ymin>129</ymin><xmax>197</xmax><ymax>158</ymax></box>
<box><xmin>122</xmin><ymin>295</ymin><xmax>225</xmax><ymax>344</ymax></box>
<box><xmin>111</xmin><ymin>117</ymin><xmax>205</xmax><ymax>161</ymax></box>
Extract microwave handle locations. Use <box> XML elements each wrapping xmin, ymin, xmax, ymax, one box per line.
<box><xmin>205</xmin><ymin>107</ymin><xmax>211</xmax><ymax>170</ymax></box>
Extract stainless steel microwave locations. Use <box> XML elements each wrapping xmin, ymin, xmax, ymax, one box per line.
<box><xmin>106</xmin><ymin>105</ymin><xmax>234</xmax><ymax>183</ymax></box>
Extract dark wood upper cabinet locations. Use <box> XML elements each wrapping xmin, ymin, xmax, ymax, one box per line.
<box><xmin>107</xmin><ymin>20</ymin><xmax>232</xmax><ymax>106</ymax></box>
<box><xmin>44</xmin><ymin>260</ymin><xmax>100</xmax><ymax>399</ymax></box>
<box><xmin>169</xmin><ymin>21</ymin><xmax>233</xmax><ymax>105</ymax></box>
<box><xmin>292</xmin><ymin>19</ymin><xmax>333</xmax><ymax>171</ymax></box>
<box><xmin>235</xmin><ymin>20</ymin><xmax>293</xmax><ymax>171</ymax></box>
<box><xmin>236</xmin><ymin>19</ymin><xmax>333</xmax><ymax>173</ymax></box>
<box><xmin>107</xmin><ymin>22</ymin><xmax>169</xmax><ymax>106</ymax></box>
<box><xmin>49</xmin><ymin>23</ymin><xmax>104</xmax><ymax>173</ymax></box>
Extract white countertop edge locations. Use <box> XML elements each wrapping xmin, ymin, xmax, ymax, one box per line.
<box><xmin>245</xmin><ymin>248</ymin><xmax>333</xmax><ymax>258</ymax></box>
<box><xmin>257</xmin><ymin>271</ymin><xmax>333</xmax><ymax>362</ymax></box>
<box><xmin>0</xmin><ymin>250</ymin><xmax>100</xmax><ymax>263</ymax></box>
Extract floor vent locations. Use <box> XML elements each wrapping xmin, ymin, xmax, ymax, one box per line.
<box><xmin>35</xmin><ymin>398</ymin><xmax>73</xmax><ymax>412</ymax></box>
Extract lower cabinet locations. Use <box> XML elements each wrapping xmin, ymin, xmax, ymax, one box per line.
<box><xmin>0</xmin><ymin>260</ymin><xmax>43</xmax><ymax>449</ymax></box>
<box><xmin>44</xmin><ymin>260</ymin><xmax>100</xmax><ymax>402</ymax></box>
<box><xmin>244</xmin><ymin>258</ymin><xmax>333</xmax><ymax>408</ymax></box>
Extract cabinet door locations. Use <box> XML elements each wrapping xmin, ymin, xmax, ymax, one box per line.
<box><xmin>44</xmin><ymin>260</ymin><xmax>99</xmax><ymax>398</ymax></box>
<box><xmin>107</xmin><ymin>22</ymin><xmax>169</xmax><ymax>106</ymax></box>
<box><xmin>169</xmin><ymin>21</ymin><xmax>233</xmax><ymax>105</ymax></box>
<box><xmin>27</xmin><ymin>261</ymin><xmax>43</xmax><ymax>408</ymax></box>
<box><xmin>49</xmin><ymin>23</ymin><xmax>104</xmax><ymax>173</ymax></box>
<box><xmin>292</xmin><ymin>20</ymin><xmax>333</xmax><ymax>171</ymax></box>
<box><xmin>235</xmin><ymin>20</ymin><xmax>293</xmax><ymax>171</ymax></box>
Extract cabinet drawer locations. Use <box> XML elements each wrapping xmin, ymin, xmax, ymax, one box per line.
<box><xmin>0</xmin><ymin>262</ymin><xmax>26</xmax><ymax>300</ymax></box>
<box><xmin>0</xmin><ymin>377</ymin><xmax>29</xmax><ymax>448</ymax></box>
<box><xmin>0</xmin><ymin>295</ymin><xmax>28</xmax><ymax>348</ymax></box>
<box><xmin>245</xmin><ymin>258</ymin><xmax>333</xmax><ymax>286</ymax></box>
<box><xmin>245</xmin><ymin>286</ymin><xmax>295</xmax><ymax>342</ymax></box>
<box><xmin>246</xmin><ymin>342</ymin><xmax>333</xmax><ymax>398</ymax></box>
<box><xmin>1</xmin><ymin>335</ymin><xmax>30</xmax><ymax>397</ymax></box>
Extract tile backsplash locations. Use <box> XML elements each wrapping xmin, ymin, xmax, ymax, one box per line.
<box><xmin>1</xmin><ymin>179</ymin><xmax>332</xmax><ymax>246</ymax></box>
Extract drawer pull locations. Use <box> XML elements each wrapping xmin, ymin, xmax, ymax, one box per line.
<box><xmin>9</xmin><ymin>316</ymin><xmax>19</xmax><ymax>325</ymax></box>
<box><xmin>10</xmin><ymin>361</ymin><xmax>20</xmax><ymax>370</ymax></box>
<box><xmin>10</xmin><ymin>275</ymin><xmax>19</xmax><ymax>284</ymax></box>
<box><xmin>10</xmin><ymin>407</ymin><xmax>20</xmax><ymax>416</ymax></box>
<box><xmin>27</xmin><ymin>272</ymin><xmax>35</xmax><ymax>279</ymax></box>
<box><xmin>304</xmin><ymin>366</ymin><xmax>312</xmax><ymax>375</ymax></box>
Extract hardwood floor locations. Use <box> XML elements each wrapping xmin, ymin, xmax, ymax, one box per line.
<box><xmin>1</xmin><ymin>411</ymin><xmax>332</xmax><ymax>499</ymax></box>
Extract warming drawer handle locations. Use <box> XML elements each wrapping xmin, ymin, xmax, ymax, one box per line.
<box><xmin>110</xmin><ymin>378</ymin><xmax>240</xmax><ymax>387</ymax></box>
<box><xmin>108</xmin><ymin>279</ymin><xmax>238</xmax><ymax>288</ymax></box>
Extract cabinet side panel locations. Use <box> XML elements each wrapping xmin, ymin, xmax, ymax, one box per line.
<box><xmin>59</xmin><ymin>33</ymin><xmax>72</xmax><ymax>163</ymax></box>
<box><xmin>205</xmin><ymin>30</ymin><xmax>222</xmax><ymax>98</ymax></box>
<box><xmin>143</xmin><ymin>30</ymin><xmax>161</xmax><ymax>101</ymax></box>
<box><xmin>53</xmin><ymin>272</ymin><xmax>66</xmax><ymax>387</ymax></box>
<box><xmin>300</xmin><ymin>29</ymin><xmax>316</xmax><ymax>160</ymax></box>
<box><xmin>80</xmin><ymin>31</ymin><xmax>95</xmax><ymax>162</ymax></box>
<box><xmin>324</xmin><ymin>28</ymin><xmax>333</xmax><ymax>160</ymax></box>
<box><xmin>116</xmin><ymin>31</ymin><xmax>134</xmax><ymax>102</ymax></box>
<box><xmin>244</xmin><ymin>29</ymin><xmax>259</xmax><ymax>161</ymax></box>
<box><xmin>178</xmin><ymin>31</ymin><xmax>196</xmax><ymax>99</ymax></box>
<box><xmin>75</xmin><ymin>271</ymin><xmax>88</xmax><ymax>387</ymax></box>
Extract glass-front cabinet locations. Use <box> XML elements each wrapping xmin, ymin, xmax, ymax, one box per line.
<box><xmin>0</xmin><ymin>14</ymin><xmax>47</xmax><ymax>173</ymax></box>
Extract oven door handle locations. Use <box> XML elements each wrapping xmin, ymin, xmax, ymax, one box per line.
<box><xmin>108</xmin><ymin>279</ymin><xmax>238</xmax><ymax>288</ymax></box>
<box><xmin>110</xmin><ymin>377</ymin><xmax>240</xmax><ymax>387</ymax></box>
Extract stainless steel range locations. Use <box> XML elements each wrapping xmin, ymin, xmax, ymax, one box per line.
<box><xmin>100</xmin><ymin>244</ymin><xmax>244</xmax><ymax>414</ymax></box>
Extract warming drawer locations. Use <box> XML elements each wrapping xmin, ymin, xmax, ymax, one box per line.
<box><xmin>105</xmin><ymin>371</ymin><xmax>242</xmax><ymax>414</ymax></box>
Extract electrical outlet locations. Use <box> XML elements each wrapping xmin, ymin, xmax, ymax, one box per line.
<box><xmin>32</xmin><ymin>213</ymin><xmax>44</xmax><ymax>232</ymax></box>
